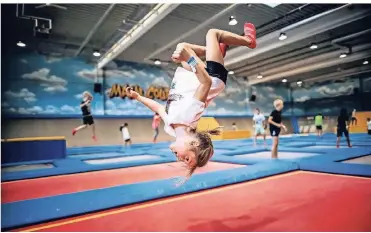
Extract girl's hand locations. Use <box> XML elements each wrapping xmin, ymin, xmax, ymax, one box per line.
<box><xmin>126</xmin><ymin>87</ymin><xmax>140</xmax><ymax>99</ymax></box>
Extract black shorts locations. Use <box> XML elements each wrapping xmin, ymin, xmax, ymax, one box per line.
<box><xmin>269</xmin><ymin>127</ymin><xmax>281</xmax><ymax>137</ymax></box>
<box><xmin>125</xmin><ymin>139</ymin><xmax>131</xmax><ymax>143</ymax></box>
<box><xmin>368</xmin><ymin>129</ymin><xmax>371</xmax><ymax>135</ymax></box>
<box><xmin>337</xmin><ymin>127</ymin><xmax>349</xmax><ymax>137</ymax></box>
<box><xmin>316</xmin><ymin>125</ymin><xmax>322</xmax><ymax>130</ymax></box>
<box><xmin>205</xmin><ymin>61</ymin><xmax>228</xmax><ymax>85</ymax></box>
<box><xmin>82</xmin><ymin>115</ymin><xmax>94</xmax><ymax>125</ymax></box>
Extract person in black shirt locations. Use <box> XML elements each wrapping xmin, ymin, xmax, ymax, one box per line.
<box><xmin>72</xmin><ymin>91</ymin><xmax>97</xmax><ymax>141</ymax></box>
<box><xmin>268</xmin><ymin>98</ymin><xmax>287</xmax><ymax>158</ymax></box>
<box><xmin>336</xmin><ymin>108</ymin><xmax>352</xmax><ymax>148</ymax></box>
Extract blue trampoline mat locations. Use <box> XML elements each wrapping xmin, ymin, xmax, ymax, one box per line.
<box><xmin>84</xmin><ymin>155</ymin><xmax>162</xmax><ymax>165</ymax></box>
<box><xmin>234</xmin><ymin>151</ymin><xmax>319</xmax><ymax>159</ymax></box>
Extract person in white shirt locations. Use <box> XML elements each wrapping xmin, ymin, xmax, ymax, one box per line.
<box><xmin>232</xmin><ymin>122</ymin><xmax>238</xmax><ymax>131</ymax></box>
<box><xmin>119</xmin><ymin>123</ymin><xmax>132</xmax><ymax>147</ymax></box>
<box><xmin>127</xmin><ymin>23</ymin><xmax>257</xmax><ymax>180</ymax></box>
<box><xmin>252</xmin><ymin>108</ymin><xmax>267</xmax><ymax>146</ymax></box>
<box><xmin>367</xmin><ymin>118</ymin><xmax>371</xmax><ymax>135</ymax></box>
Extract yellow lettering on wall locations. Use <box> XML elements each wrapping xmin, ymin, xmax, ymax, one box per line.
<box><xmin>109</xmin><ymin>84</ymin><xmax>122</xmax><ymax>98</ymax></box>
<box><xmin>110</xmin><ymin>84</ymin><xmax>169</xmax><ymax>100</ymax></box>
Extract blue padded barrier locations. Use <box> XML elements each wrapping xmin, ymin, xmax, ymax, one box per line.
<box><xmin>1</xmin><ymin>161</ymin><xmax>299</xmax><ymax>229</ymax></box>
<box><xmin>299</xmin><ymin>161</ymin><xmax>371</xmax><ymax>177</ymax></box>
<box><xmin>2</xmin><ymin>157</ymin><xmax>176</xmax><ymax>182</ymax></box>
<box><xmin>2</xmin><ymin>138</ymin><xmax>66</xmax><ymax>164</ymax></box>
<box><xmin>1</xmin><ymin>159</ymin><xmax>54</xmax><ymax>167</ymax></box>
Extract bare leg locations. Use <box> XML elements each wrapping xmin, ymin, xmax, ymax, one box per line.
<box><xmin>73</xmin><ymin>124</ymin><xmax>87</xmax><ymax>135</ymax></box>
<box><xmin>206</xmin><ymin>28</ymin><xmax>253</xmax><ymax>64</ymax></box>
<box><xmin>271</xmin><ymin>137</ymin><xmax>279</xmax><ymax>159</ymax></box>
<box><xmin>336</xmin><ymin>137</ymin><xmax>340</xmax><ymax>148</ymax></box>
<box><xmin>263</xmin><ymin>133</ymin><xmax>267</xmax><ymax>147</ymax></box>
<box><xmin>75</xmin><ymin>124</ymin><xmax>87</xmax><ymax>131</ymax></box>
<box><xmin>91</xmin><ymin>124</ymin><xmax>96</xmax><ymax>137</ymax></box>
<box><xmin>254</xmin><ymin>134</ymin><xmax>257</xmax><ymax>146</ymax></box>
<box><xmin>346</xmin><ymin>136</ymin><xmax>352</xmax><ymax>147</ymax></box>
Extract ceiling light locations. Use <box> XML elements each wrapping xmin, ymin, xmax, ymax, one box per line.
<box><xmin>228</xmin><ymin>70</ymin><xmax>234</xmax><ymax>75</ymax></box>
<box><xmin>229</xmin><ymin>16</ymin><xmax>238</xmax><ymax>26</ymax></box>
<box><xmin>297</xmin><ymin>80</ymin><xmax>303</xmax><ymax>85</ymax></box>
<box><xmin>279</xmin><ymin>33</ymin><xmax>287</xmax><ymax>41</ymax></box>
<box><xmin>93</xmin><ymin>51</ymin><xmax>101</xmax><ymax>57</ymax></box>
<box><xmin>17</xmin><ymin>41</ymin><xmax>26</xmax><ymax>47</ymax></box>
<box><xmin>310</xmin><ymin>43</ymin><xmax>318</xmax><ymax>49</ymax></box>
<box><xmin>154</xmin><ymin>59</ymin><xmax>161</xmax><ymax>65</ymax></box>
<box><xmin>363</xmin><ymin>60</ymin><xmax>369</xmax><ymax>65</ymax></box>
<box><xmin>257</xmin><ymin>74</ymin><xmax>263</xmax><ymax>79</ymax></box>
<box><xmin>339</xmin><ymin>53</ymin><xmax>347</xmax><ymax>58</ymax></box>
<box><xmin>282</xmin><ymin>79</ymin><xmax>287</xmax><ymax>83</ymax></box>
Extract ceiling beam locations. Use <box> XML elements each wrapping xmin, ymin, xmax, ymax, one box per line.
<box><xmin>243</xmin><ymin>43</ymin><xmax>371</xmax><ymax>78</ymax></box>
<box><xmin>143</xmin><ymin>4</ymin><xmax>238</xmax><ymax>61</ymax></box>
<box><xmin>75</xmin><ymin>4</ymin><xmax>116</xmax><ymax>56</ymax></box>
<box><xmin>248</xmin><ymin>44</ymin><xmax>371</xmax><ymax>85</ymax></box>
<box><xmin>224</xmin><ymin>4</ymin><xmax>371</xmax><ymax>69</ymax></box>
<box><xmin>97</xmin><ymin>4</ymin><xmax>179</xmax><ymax>69</ymax></box>
<box><xmin>303</xmin><ymin>66</ymin><xmax>371</xmax><ymax>83</ymax></box>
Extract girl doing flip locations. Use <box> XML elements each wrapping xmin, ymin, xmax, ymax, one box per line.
<box><xmin>127</xmin><ymin>22</ymin><xmax>257</xmax><ymax>178</ymax></box>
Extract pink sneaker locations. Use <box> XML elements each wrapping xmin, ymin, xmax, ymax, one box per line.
<box><xmin>92</xmin><ymin>136</ymin><xmax>97</xmax><ymax>141</ymax></box>
<box><xmin>72</xmin><ymin>129</ymin><xmax>77</xmax><ymax>136</ymax></box>
<box><xmin>244</xmin><ymin>22</ymin><xmax>257</xmax><ymax>49</ymax></box>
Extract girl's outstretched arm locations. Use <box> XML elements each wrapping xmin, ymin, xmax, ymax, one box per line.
<box><xmin>126</xmin><ymin>88</ymin><xmax>167</xmax><ymax>120</ymax></box>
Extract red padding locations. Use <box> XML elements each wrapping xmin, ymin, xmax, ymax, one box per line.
<box><xmin>18</xmin><ymin>172</ymin><xmax>371</xmax><ymax>232</ymax></box>
<box><xmin>2</xmin><ymin>162</ymin><xmax>243</xmax><ymax>203</ymax></box>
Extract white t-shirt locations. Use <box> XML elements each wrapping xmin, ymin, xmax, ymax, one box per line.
<box><xmin>253</xmin><ymin>113</ymin><xmax>265</xmax><ymax>127</ymax></box>
<box><xmin>163</xmin><ymin>67</ymin><xmax>225</xmax><ymax>137</ymax></box>
<box><xmin>122</xmin><ymin>127</ymin><xmax>130</xmax><ymax>140</ymax></box>
<box><xmin>367</xmin><ymin>121</ymin><xmax>371</xmax><ymax>130</ymax></box>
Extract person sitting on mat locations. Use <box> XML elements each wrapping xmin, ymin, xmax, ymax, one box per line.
<box><xmin>314</xmin><ymin>113</ymin><xmax>323</xmax><ymax>138</ymax></box>
<box><xmin>253</xmin><ymin>108</ymin><xmax>267</xmax><ymax>147</ymax></box>
<box><xmin>72</xmin><ymin>91</ymin><xmax>97</xmax><ymax>141</ymax></box>
<box><xmin>268</xmin><ymin>99</ymin><xmax>287</xmax><ymax>159</ymax></box>
<box><xmin>120</xmin><ymin>123</ymin><xmax>132</xmax><ymax>147</ymax></box>
<box><xmin>336</xmin><ymin>108</ymin><xmax>352</xmax><ymax>148</ymax></box>
<box><xmin>367</xmin><ymin>118</ymin><xmax>371</xmax><ymax>135</ymax></box>
<box><xmin>127</xmin><ymin>23</ymin><xmax>257</xmax><ymax>180</ymax></box>
<box><xmin>152</xmin><ymin>113</ymin><xmax>161</xmax><ymax>143</ymax></box>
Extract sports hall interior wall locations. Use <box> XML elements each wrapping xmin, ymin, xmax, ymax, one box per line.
<box><xmin>2</xmin><ymin>50</ymin><xmax>371</xmax><ymax>145</ymax></box>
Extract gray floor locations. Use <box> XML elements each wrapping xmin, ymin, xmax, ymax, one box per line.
<box><xmin>342</xmin><ymin>155</ymin><xmax>371</xmax><ymax>165</ymax></box>
<box><xmin>84</xmin><ymin>155</ymin><xmax>161</xmax><ymax>164</ymax></box>
<box><xmin>234</xmin><ymin>151</ymin><xmax>318</xmax><ymax>159</ymax></box>
<box><xmin>2</xmin><ymin>164</ymin><xmax>54</xmax><ymax>173</ymax></box>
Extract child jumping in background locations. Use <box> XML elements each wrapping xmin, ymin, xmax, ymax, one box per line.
<box><xmin>366</xmin><ymin>118</ymin><xmax>371</xmax><ymax>135</ymax></box>
<box><xmin>72</xmin><ymin>91</ymin><xmax>97</xmax><ymax>141</ymax></box>
<box><xmin>119</xmin><ymin>123</ymin><xmax>132</xmax><ymax>147</ymax></box>
<box><xmin>253</xmin><ymin>108</ymin><xmax>267</xmax><ymax>147</ymax></box>
<box><xmin>314</xmin><ymin>113</ymin><xmax>323</xmax><ymax>138</ymax></box>
<box><xmin>127</xmin><ymin>23</ymin><xmax>257</xmax><ymax>179</ymax></box>
<box><xmin>152</xmin><ymin>113</ymin><xmax>161</xmax><ymax>143</ymax></box>
<box><xmin>336</xmin><ymin>108</ymin><xmax>352</xmax><ymax>148</ymax></box>
<box><xmin>268</xmin><ymin>99</ymin><xmax>287</xmax><ymax>159</ymax></box>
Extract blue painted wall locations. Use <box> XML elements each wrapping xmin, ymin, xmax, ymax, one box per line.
<box><xmin>2</xmin><ymin>51</ymin><xmax>370</xmax><ymax>118</ymax></box>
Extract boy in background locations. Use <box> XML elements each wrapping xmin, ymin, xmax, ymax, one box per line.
<box><xmin>367</xmin><ymin>118</ymin><xmax>371</xmax><ymax>135</ymax></box>
<box><xmin>268</xmin><ymin>99</ymin><xmax>287</xmax><ymax>159</ymax></box>
<box><xmin>119</xmin><ymin>123</ymin><xmax>132</xmax><ymax>147</ymax></box>
<box><xmin>314</xmin><ymin>113</ymin><xmax>323</xmax><ymax>138</ymax></box>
